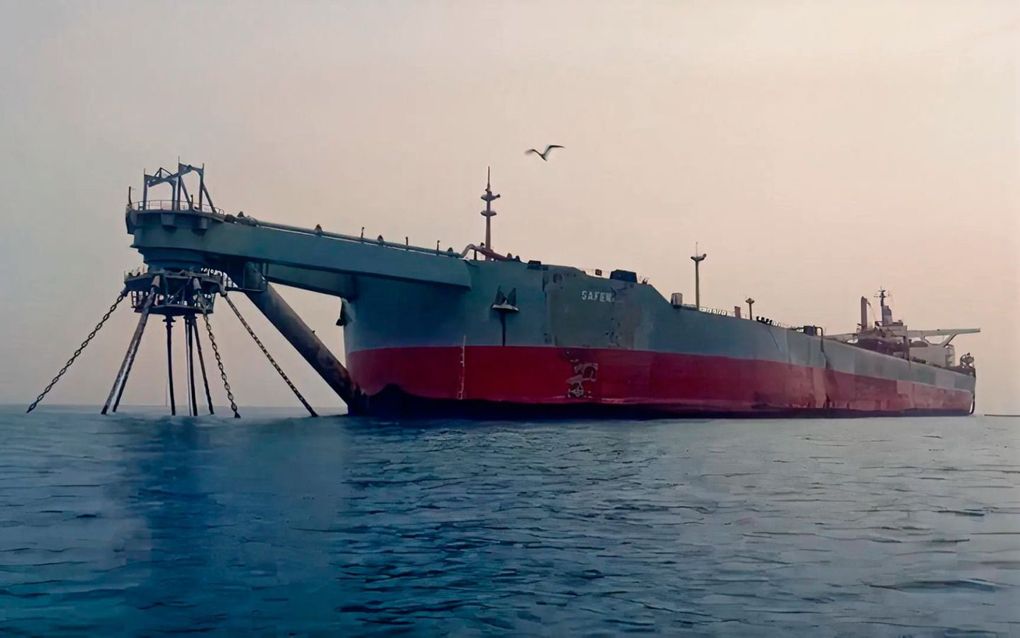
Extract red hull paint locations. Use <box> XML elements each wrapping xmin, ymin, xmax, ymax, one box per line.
<box><xmin>347</xmin><ymin>346</ymin><xmax>973</xmax><ymax>415</ymax></box>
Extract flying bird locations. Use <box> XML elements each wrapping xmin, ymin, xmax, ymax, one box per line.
<box><xmin>526</xmin><ymin>144</ymin><xmax>564</xmax><ymax>161</ymax></box>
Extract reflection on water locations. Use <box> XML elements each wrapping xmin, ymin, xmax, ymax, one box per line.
<box><xmin>1</xmin><ymin>407</ymin><xmax>1017</xmax><ymax>635</ymax></box>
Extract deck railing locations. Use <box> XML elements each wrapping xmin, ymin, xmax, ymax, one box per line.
<box><xmin>680</xmin><ymin>303</ymin><xmax>794</xmax><ymax>329</ymax></box>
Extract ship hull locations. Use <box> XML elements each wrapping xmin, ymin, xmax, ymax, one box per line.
<box><xmin>340</xmin><ymin>259</ymin><xmax>976</xmax><ymax>418</ymax></box>
<box><xmin>347</xmin><ymin>345</ymin><xmax>974</xmax><ymax>417</ymax></box>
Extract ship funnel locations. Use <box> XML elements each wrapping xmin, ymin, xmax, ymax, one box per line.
<box><xmin>860</xmin><ymin>296</ymin><xmax>869</xmax><ymax>331</ymax></box>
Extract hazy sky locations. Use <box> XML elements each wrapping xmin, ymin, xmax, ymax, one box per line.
<box><xmin>1</xmin><ymin>1</ymin><xmax>1017</xmax><ymax>412</ymax></box>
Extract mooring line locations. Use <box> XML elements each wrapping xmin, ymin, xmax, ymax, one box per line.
<box><xmin>196</xmin><ymin>302</ymin><xmax>241</xmax><ymax>419</ymax></box>
<box><xmin>222</xmin><ymin>294</ymin><xmax>318</xmax><ymax>417</ymax></box>
<box><xmin>27</xmin><ymin>290</ymin><xmax>127</xmax><ymax>414</ymax></box>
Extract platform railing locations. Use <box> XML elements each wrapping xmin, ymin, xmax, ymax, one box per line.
<box><xmin>127</xmin><ymin>200</ymin><xmax>224</xmax><ymax>214</ymax></box>
<box><xmin>253</xmin><ymin>219</ymin><xmax>465</xmax><ymax>258</ymax></box>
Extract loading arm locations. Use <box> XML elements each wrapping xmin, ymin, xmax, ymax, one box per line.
<box><xmin>126</xmin><ymin>207</ymin><xmax>472</xmax><ymax>297</ymax></box>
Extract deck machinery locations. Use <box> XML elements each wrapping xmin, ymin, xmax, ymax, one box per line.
<box><xmin>827</xmin><ymin>290</ymin><xmax>978</xmax><ymax>371</ymax></box>
<box><xmin>28</xmin><ymin>164</ymin><xmax>980</xmax><ymax>417</ymax></box>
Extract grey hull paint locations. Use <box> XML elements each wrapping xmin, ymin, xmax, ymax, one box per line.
<box><xmin>342</xmin><ymin>259</ymin><xmax>976</xmax><ymax>398</ymax></box>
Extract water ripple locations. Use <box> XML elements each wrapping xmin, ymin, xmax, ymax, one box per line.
<box><xmin>0</xmin><ymin>408</ymin><xmax>1016</xmax><ymax>635</ymax></box>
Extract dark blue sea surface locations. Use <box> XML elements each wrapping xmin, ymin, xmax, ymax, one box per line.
<box><xmin>0</xmin><ymin>406</ymin><xmax>1016</xmax><ymax>636</ymax></box>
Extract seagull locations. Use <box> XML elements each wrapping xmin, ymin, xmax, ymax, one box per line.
<box><xmin>525</xmin><ymin>144</ymin><xmax>564</xmax><ymax>161</ymax></box>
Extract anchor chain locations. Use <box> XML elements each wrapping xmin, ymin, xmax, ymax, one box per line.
<box><xmin>222</xmin><ymin>294</ymin><xmax>318</xmax><ymax>417</ymax></box>
<box><xmin>197</xmin><ymin>303</ymin><xmax>240</xmax><ymax>418</ymax></box>
<box><xmin>27</xmin><ymin>290</ymin><xmax>127</xmax><ymax>414</ymax></box>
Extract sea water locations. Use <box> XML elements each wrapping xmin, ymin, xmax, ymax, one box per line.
<box><xmin>0</xmin><ymin>406</ymin><xmax>1016</xmax><ymax>635</ymax></box>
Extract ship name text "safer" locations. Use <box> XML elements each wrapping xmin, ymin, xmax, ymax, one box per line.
<box><xmin>581</xmin><ymin>290</ymin><xmax>616</xmax><ymax>302</ymax></box>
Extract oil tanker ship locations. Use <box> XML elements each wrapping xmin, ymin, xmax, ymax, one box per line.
<box><xmin>116</xmin><ymin>164</ymin><xmax>978</xmax><ymax>418</ymax></box>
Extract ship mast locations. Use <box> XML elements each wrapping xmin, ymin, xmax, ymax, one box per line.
<box><xmin>876</xmin><ymin>288</ymin><xmax>892</xmax><ymax>326</ymax></box>
<box><xmin>690</xmin><ymin>246</ymin><xmax>707</xmax><ymax>309</ymax></box>
<box><xmin>479</xmin><ymin>167</ymin><xmax>501</xmax><ymax>260</ymax></box>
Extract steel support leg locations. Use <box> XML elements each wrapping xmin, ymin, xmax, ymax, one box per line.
<box><xmin>186</xmin><ymin>315</ymin><xmax>198</xmax><ymax>416</ymax></box>
<box><xmin>191</xmin><ymin>316</ymin><xmax>215</xmax><ymax>415</ymax></box>
<box><xmin>102</xmin><ymin>313</ymin><xmax>146</xmax><ymax>415</ymax></box>
<box><xmin>166</xmin><ymin>316</ymin><xmax>176</xmax><ymax>415</ymax></box>
<box><xmin>110</xmin><ymin>327</ymin><xmax>143</xmax><ymax>413</ymax></box>
<box><xmin>110</xmin><ymin>293</ymin><xmax>156</xmax><ymax>413</ymax></box>
<box><xmin>102</xmin><ymin>283</ymin><xmax>159</xmax><ymax>415</ymax></box>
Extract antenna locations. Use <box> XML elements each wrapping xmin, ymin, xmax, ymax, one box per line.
<box><xmin>874</xmin><ymin>288</ymin><xmax>894</xmax><ymax>326</ymax></box>
<box><xmin>875</xmin><ymin>288</ymin><xmax>888</xmax><ymax>307</ymax></box>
